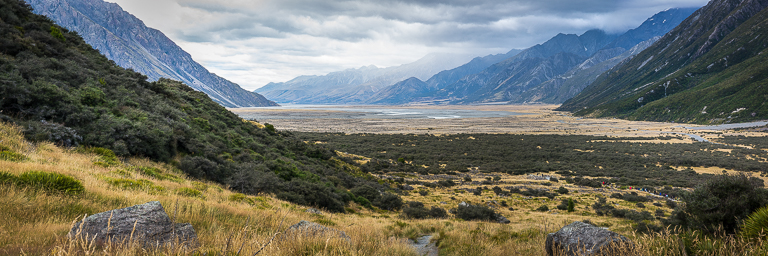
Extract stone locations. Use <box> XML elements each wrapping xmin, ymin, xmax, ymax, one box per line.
<box><xmin>496</xmin><ymin>215</ymin><xmax>511</xmax><ymax>224</ymax></box>
<box><xmin>545</xmin><ymin>221</ymin><xmax>632</xmax><ymax>256</ymax></box>
<box><xmin>306</xmin><ymin>208</ymin><xmax>323</xmax><ymax>215</ymax></box>
<box><xmin>68</xmin><ymin>201</ymin><xmax>198</xmax><ymax>249</ymax></box>
<box><xmin>285</xmin><ymin>220</ymin><xmax>350</xmax><ymax>241</ymax></box>
<box><xmin>458</xmin><ymin>201</ymin><xmax>469</xmax><ymax>207</ymax></box>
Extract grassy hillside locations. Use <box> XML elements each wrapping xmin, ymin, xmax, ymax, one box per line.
<box><xmin>0</xmin><ymin>0</ymin><xmax>394</xmax><ymax>213</ymax></box>
<box><xmin>559</xmin><ymin>0</ymin><xmax>768</xmax><ymax>124</ymax></box>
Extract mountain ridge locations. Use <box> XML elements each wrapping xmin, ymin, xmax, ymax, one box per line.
<box><xmin>27</xmin><ymin>0</ymin><xmax>278</xmax><ymax>108</ymax></box>
<box><xmin>558</xmin><ymin>0</ymin><xmax>768</xmax><ymax>124</ymax></box>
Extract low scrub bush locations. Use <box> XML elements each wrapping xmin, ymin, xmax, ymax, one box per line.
<box><xmin>17</xmin><ymin>171</ymin><xmax>84</xmax><ymax>195</ymax></box>
<box><xmin>456</xmin><ymin>203</ymin><xmax>499</xmax><ymax>221</ymax></box>
<box><xmin>674</xmin><ymin>173</ymin><xmax>768</xmax><ymax>234</ymax></box>
<box><xmin>402</xmin><ymin>201</ymin><xmax>447</xmax><ymax>219</ymax></box>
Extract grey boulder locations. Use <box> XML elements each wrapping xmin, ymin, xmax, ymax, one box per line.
<box><xmin>69</xmin><ymin>201</ymin><xmax>198</xmax><ymax>249</ymax></box>
<box><xmin>545</xmin><ymin>221</ymin><xmax>632</xmax><ymax>256</ymax></box>
<box><xmin>285</xmin><ymin>220</ymin><xmax>350</xmax><ymax>241</ymax></box>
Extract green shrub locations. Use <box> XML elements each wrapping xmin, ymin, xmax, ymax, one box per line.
<box><xmin>17</xmin><ymin>171</ymin><xmax>84</xmax><ymax>195</ymax></box>
<box><xmin>557</xmin><ymin>186</ymin><xmax>569</xmax><ymax>194</ymax></box>
<box><xmin>373</xmin><ymin>192</ymin><xmax>403</xmax><ymax>211</ymax></box>
<box><xmin>536</xmin><ymin>205</ymin><xmax>549</xmax><ymax>212</ymax></box>
<box><xmin>0</xmin><ymin>150</ymin><xmax>26</xmax><ymax>162</ymax></box>
<box><xmin>176</xmin><ymin>187</ymin><xmax>204</xmax><ymax>198</ymax></box>
<box><xmin>568</xmin><ymin>199</ymin><xmax>575</xmax><ymax>212</ymax></box>
<box><xmin>677</xmin><ymin>173</ymin><xmax>768</xmax><ymax>234</ymax></box>
<box><xmin>456</xmin><ymin>203</ymin><xmax>499</xmax><ymax>221</ymax></box>
<box><xmin>402</xmin><ymin>201</ymin><xmax>447</xmax><ymax>219</ymax></box>
<box><xmin>49</xmin><ymin>25</ymin><xmax>65</xmax><ymax>42</ymax></box>
<box><xmin>740</xmin><ymin>205</ymin><xmax>768</xmax><ymax>239</ymax></box>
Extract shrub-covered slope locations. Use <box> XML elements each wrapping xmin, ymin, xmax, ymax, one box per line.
<box><xmin>559</xmin><ymin>0</ymin><xmax>768</xmax><ymax>124</ymax></box>
<box><xmin>0</xmin><ymin>0</ymin><xmax>393</xmax><ymax>212</ymax></box>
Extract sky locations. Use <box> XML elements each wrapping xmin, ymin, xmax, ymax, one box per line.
<box><xmin>105</xmin><ymin>0</ymin><xmax>708</xmax><ymax>91</ymax></box>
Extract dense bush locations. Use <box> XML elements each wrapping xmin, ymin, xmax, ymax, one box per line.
<box><xmin>297</xmin><ymin>133</ymin><xmax>768</xmax><ymax>188</ymax></box>
<box><xmin>456</xmin><ymin>203</ymin><xmax>499</xmax><ymax>221</ymax></box>
<box><xmin>373</xmin><ymin>192</ymin><xmax>403</xmax><ymax>211</ymax></box>
<box><xmin>402</xmin><ymin>201</ymin><xmax>447</xmax><ymax>219</ymax></box>
<box><xmin>672</xmin><ymin>173</ymin><xmax>768</xmax><ymax>234</ymax></box>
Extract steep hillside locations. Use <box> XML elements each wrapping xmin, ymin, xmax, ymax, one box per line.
<box><xmin>435</xmin><ymin>8</ymin><xmax>696</xmax><ymax>105</ymax></box>
<box><xmin>528</xmin><ymin>37</ymin><xmax>661</xmax><ymax>103</ymax></box>
<box><xmin>0</xmin><ymin>0</ymin><xmax>394</xmax><ymax>213</ymax></box>
<box><xmin>435</xmin><ymin>30</ymin><xmax>616</xmax><ymax>104</ymax></box>
<box><xmin>255</xmin><ymin>53</ymin><xmax>472</xmax><ymax>104</ymax></box>
<box><xmin>366</xmin><ymin>77</ymin><xmax>431</xmax><ymax>104</ymax></box>
<box><xmin>559</xmin><ymin>0</ymin><xmax>768</xmax><ymax>124</ymax></box>
<box><xmin>26</xmin><ymin>0</ymin><xmax>277</xmax><ymax>108</ymax></box>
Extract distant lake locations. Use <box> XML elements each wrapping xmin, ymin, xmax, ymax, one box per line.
<box><xmin>233</xmin><ymin>105</ymin><xmax>529</xmax><ymax>120</ymax></box>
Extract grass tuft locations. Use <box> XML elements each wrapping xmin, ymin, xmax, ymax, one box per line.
<box><xmin>16</xmin><ymin>171</ymin><xmax>85</xmax><ymax>195</ymax></box>
<box><xmin>175</xmin><ymin>187</ymin><xmax>204</xmax><ymax>198</ymax></box>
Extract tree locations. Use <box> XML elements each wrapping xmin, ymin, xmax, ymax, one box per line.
<box><xmin>567</xmin><ymin>198</ymin><xmax>575</xmax><ymax>212</ymax></box>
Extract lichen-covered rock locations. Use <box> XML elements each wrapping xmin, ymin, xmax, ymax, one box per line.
<box><xmin>496</xmin><ymin>215</ymin><xmax>511</xmax><ymax>224</ymax></box>
<box><xmin>69</xmin><ymin>201</ymin><xmax>198</xmax><ymax>249</ymax></box>
<box><xmin>306</xmin><ymin>208</ymin><xmax>323</xmax><ymax>215</ymax></box>
<box><xmin>545</xmin><ymin>221</ymin><xmax>632</xmax><ymax>256</ymax></box>
<box><xmin>285</xmin><ymin>220</ymin><xmax>350</xmax><ymax>241</ymax></box>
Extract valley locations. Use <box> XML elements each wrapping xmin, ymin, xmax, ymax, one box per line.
<box><xmin>231</xmin><ymin>105</ymin><xmax>768</xmax><ymax>139</ymax></box>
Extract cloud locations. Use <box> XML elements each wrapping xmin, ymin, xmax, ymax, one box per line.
<box><xmin>106</xmin><ymin>0</ymin><xmax>708</xmax><ymax>90</ymax></box>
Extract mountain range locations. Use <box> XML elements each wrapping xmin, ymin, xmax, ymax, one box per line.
<box><xmin>257</xmin><ymin>8</ymin><xmax>696</xmax><ymax>106</ymax></box>
<box><xmin>254</xmin><ymin>53</ymin><xmax>475</xmax><ymax>104</ymax></box>
<box><xmin>558</xmin><ymin>0</ymin><xmax>768</xmax><ymax>124</ymax></box>
<box><xmin>26</xmin><ymin>0</ymin><xmax>278</xmax><ymax>108</ymax></box>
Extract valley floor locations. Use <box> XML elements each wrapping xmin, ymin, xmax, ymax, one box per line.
<box><xmin>230</xmin><ymin>105</ymin><xmax>768</xmax><ymax>138</ymax></box>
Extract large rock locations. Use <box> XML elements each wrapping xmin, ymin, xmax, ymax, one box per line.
<box><xmin>285</xmin><ymin>220</ymin><xmax>350</xmax><ymax>241</ymax></box>
<box><xmin>545</xmin><ymin>221</ymin><xmax>632</xmax><ymax>256</ymax></box>
<box><xmin>69</xmin><ymin>201</ymin><xmax>198</xmax><ymax>249</ymax></box>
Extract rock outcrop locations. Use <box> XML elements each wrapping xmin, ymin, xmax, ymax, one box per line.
<box><xmin>69</xmin><ymin>201</ymin><xmax>198</xmax><ymax>249</ymax></box>
<box><xmin>285</xmin><ymin>220</ymin><xmax>350</xmax><ymax>241</ymax></box>
<box><xmin>545</xmin><ymin>221</ymin><xmax>632</xmax><ymax>256</ymax></box>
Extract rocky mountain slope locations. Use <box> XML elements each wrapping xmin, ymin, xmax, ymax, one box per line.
<box><xmin>26</xmin><ymin>0</ymin><xmax>277</xmax><ymax>107</ymax></box>
<box><xmin>432</xmin><ymin>8</ymin><xmax>696</xmax><ymax>105</ymax></box>
<box><xmin>255</xmin><ymin>53</ymin><xmax>473</xmax><ymax>104</ymax></box>
<box><xmin>365</xmin><ymin>49</ymin><xmax>523</xmax><ymax>104</ymax></box>
<box><xmin>558</xmin><ymin>0</ymin><xmax>768</xmax><ymax>124</ymax></box>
